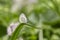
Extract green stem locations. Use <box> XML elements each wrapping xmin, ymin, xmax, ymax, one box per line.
<box><xmin>10</xmin><ymin>23</ymin><xmax>26</xmax><ymax>40</ymax></box>
<box><xmin>10</xmin><ymin>23</ymin><xmax>38</xmax><ymax>40</ymax></box>
<box><xmin>39</xmin><ymin>21</ymin><xmax>43</xmax><ymax>40</ymax></box>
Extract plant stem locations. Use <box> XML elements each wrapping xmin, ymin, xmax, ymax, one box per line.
<box><xmin>39</xmin><ymin>20</ymin><xmax>43</xmax><ymax>40</ymax></box>
<box><xmin>38</xmin><ymin>14</ymin><xmax>43</xmax><ymax>40</ymax></box>
<box><xmin>39</xmin><ymin>29</ymin><xmax>43</xmax><ymax>40</ymax></box>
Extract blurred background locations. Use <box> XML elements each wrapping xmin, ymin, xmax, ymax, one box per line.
<box><xmin>0</xmin><ymin>0</ymin><xmax>60</xmax><ymax>40</ymax></box>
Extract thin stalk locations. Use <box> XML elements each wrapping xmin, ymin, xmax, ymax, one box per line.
<box><xmin>37</xmin><ymin>14</ymin><xmax>43</xmax><ymax>40</ymax></box>
<box><xmin>39</xmin><ymin>20</ymin><xmax>43</xmax><ymax>40</ymax></box>
<box><xmin>37</xmin><ymin>19</ymin><xmax>43</xmax><ymax>40</ymax></box>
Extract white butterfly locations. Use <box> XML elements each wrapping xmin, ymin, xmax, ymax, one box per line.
<box><xmin>19</xmin><ymin>13</ymin><xmax>27</xmax><ymax>23</ymax></box>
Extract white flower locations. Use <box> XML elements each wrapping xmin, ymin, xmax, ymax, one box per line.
<box><xmin>7</xmin><ymin>22</ymin><xmax>24</xmax><ymax>40</ymax></box>
<box><xmin>19</xmin><ymin>13</ymin><xmax>27</xmax><ymax>23</ymax></box>
<box><xmin>7</xmin><ymin>22</ymin><xmax>19</xmax><ymax>36</ymax></box>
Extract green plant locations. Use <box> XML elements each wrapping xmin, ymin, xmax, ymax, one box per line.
<box><xmin>0</xmin><ymin>0</ymin><xmax>60</xmax><ymax>40</ymax></box>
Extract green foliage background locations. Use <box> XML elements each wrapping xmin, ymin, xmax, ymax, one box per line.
<box><xmin>0</xmin><ymin>0</ymin><xmax>60</xmax><ymax>40</ymax></box>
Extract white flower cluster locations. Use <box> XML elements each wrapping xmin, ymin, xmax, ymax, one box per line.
<box><xmin>7</xmin><ymin>13</ymin><xmax>27</xmax><ymax>40</ymax></box>
<box><xmin>7</xmin><ymin>22</ymin><xmax>20</xmax><ymax>36</ymax></box>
